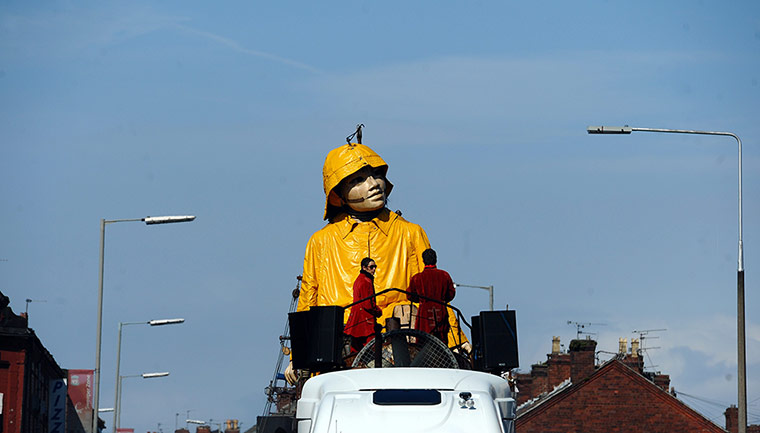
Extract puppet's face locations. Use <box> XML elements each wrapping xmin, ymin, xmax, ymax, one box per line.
<box><xmin>340</xmin><ymin>166</ymin><xmax>387</xmax><ymax>212</ymax></box>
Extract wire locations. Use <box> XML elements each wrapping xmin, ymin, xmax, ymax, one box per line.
<box><xmin>674</xmin><ymin>390</ymin><xmax>730</xmax><ymax>409</ymax></box>
<box><xmin>673</xmin><ymin>389</ymin><xmax>731</xmax><ymax>426</ymax></box>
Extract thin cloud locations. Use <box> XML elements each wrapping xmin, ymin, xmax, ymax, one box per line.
<box><xmin>174</xmin><ymin>24</ymin><xmax>321</xmax><ymax>74</ymax></box>
<box><xmin>1</xmin><ymin>7</ymin><xmax>320</xmax><ymax>74</ymax></box>
<box><xmin>0</xmin><ymin>6</ymin><xmax>189</xmax><ymax>61</ymax></box>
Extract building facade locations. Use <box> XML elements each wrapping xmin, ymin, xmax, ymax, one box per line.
<box><xmin>514</xmin><ymin>337</ymin><xmax>728</xmax><ymax>433</ymax></box>
<box><xmin>0</xmin><ymin>291</ymin><xmax>89</xmax><ymax>433</ymax></box>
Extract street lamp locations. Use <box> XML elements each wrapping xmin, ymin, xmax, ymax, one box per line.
<box><xmin>186</xmin><ymin>419</ymin><xmax>210</xmax><ymax>433</ymax></box>
<box><xmin>113</xmin><ymin>318</ymin><xmax>184</xmax><ymax>432</ymax></box>
<box><xmin>587</xmin><ymin>125</ymin><xmax>746</xmax><ymax>433</ymax></box>
<box><xmin>187</xmin><ymin>419</ymin><xmax>223</xmax><ymax>433</ymax></box>
<box><xmin>453</xmin><ymin>283</ymin><xmax>494</xmax><ymax>311</ymax></box>
<box><xmin>93</xmin><ymin>215</ymin><xmax>194</xmax><ymax>433</ymax></box>
<box><xmin>117</xmin><ymin>372</ymin><xmax>170</xmax><ymax>429</ymax></box>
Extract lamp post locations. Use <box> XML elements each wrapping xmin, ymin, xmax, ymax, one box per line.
<box><xmin>208</xmin><ymin>420</ymin><xmax>225</xmax><ymax>433</ymax></box>
<box><xmin>453</xmin><ymin>283</ymin><xmax>494</xmax><ymax>311</ymax></box>
<box><xmin>185</xmin><ymin>410</ymin><xmax>195</xmax><ymax>430</ymax></box>
<box><xmin>93</xmin><ymin>215</ymin><xmax>195</xmax><ymax>433</ymax></box>
<box><xmin>117</xmin><ymin>372</ymin><xmax>170</xmax><ymax>429</ymax></box>
<box><xmin>587</xmin><ymin>125</ymin><xmax>746</xmax><ymax>433</ymax></box>
<box><xmin>113</xmin><ymin>318</ymin><xmax>184</xmax><ymax>431</ymax></box>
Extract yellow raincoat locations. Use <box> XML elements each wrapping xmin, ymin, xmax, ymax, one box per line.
<box><xmin>299</xmin><ymin>142</ymin><xmax>467</xmax><ymax>347</ymax></box>
<box><xmin>299</xmin><ymin>208</ymin><xmax>430</xmax><ymax>316</ymax></box>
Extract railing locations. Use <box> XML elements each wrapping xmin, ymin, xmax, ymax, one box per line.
<box><xmin>343</xmin><ymin>287</ymin><xmax>472</xmax><ymax>351</ymax></box>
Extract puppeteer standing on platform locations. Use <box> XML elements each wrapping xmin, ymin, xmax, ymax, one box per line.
<box><xmin>407</xmin><ymin>248</ymin><xmax>456</xmax><ymax>344</ymax></box>
<box><xmin>345</xmin><ymin>257</ymin><xmax>382</xmax><ymax>353</ymax></box>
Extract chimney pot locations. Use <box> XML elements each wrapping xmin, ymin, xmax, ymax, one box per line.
<box><xmin>552</xmin><ymin>336</ymin><xmax>561</xmax><ymax>354</ymax></box>
<box><xmin>631</xmin><ymin>338</ymin><xmax>640</xmax><ymax>358</ymax></box>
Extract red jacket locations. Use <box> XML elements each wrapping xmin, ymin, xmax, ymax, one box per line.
<box><xmin>345</xmin><ymin>271</ymin><xmax>381</xmax><ymax>339</ymax></box>
<box><xmin>408</xmin><ymin>265</ymin><xmax>455</xmax><ymax>342</ymax></box>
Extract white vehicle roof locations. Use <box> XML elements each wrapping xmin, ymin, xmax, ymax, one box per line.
<box><xmin>299</xmin><ymin>367</ymin><xmax>509</xmax><ymax>397</ymax></box>
<box><xmin>297</xmin><ymin>368</ymin><xmax>513</xmax><ymax>433</ymax></box>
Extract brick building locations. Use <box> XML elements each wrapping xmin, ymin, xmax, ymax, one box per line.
<box><xmin>0</xmin><ymin>291</ymin><xmax>91</xmax><ymax>433</ymax></box>
<box><xmin>514</xmin><ymin>336</ymin><xmax>734</xmax><ymax>433</ymax></box>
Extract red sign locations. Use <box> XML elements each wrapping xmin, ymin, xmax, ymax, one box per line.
<box><xmin>116</xmin><ymin>429</ymin><xmax>134</xmax><ymax>433</ymax></box>
<box><xmin>67</xmin><ymin>369</ymin><xmax>94</xmax><ymax>412</ymax></box>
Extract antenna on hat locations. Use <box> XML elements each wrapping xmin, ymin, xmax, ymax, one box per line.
<box><xmin>346</xmin><ymin>123</ymin><xmax>364</xmax><ymax>145</ymax></box>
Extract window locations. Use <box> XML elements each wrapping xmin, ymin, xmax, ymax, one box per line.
<box><xmin>372</xmin><ymin>389</ymin><xmax>441</xmax><ymax>405</ymax></box>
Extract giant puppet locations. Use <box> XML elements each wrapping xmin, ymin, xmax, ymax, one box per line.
<box><xmin>298</xmin><ymin>141</ymin><xmax>429</xmax><ymax>323</ymax></box>
<box><xmin>297</xmin><ymin>140</ymin><xmax>467</xmax><ymax>346</ymax></box>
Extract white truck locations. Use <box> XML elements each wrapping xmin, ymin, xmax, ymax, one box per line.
<box><xmin>261</xmin><ymin>294</ymin><xmax>519</xmax><ymax>433</ymax></box>
<box><xmin>296</xmin><ymin>367</ymin><xmax>516</xmax><ymax>433</ymax></box>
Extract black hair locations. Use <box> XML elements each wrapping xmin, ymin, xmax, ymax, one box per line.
<box><xmin>361</xmin><ymin>257</ymin><xmax>374</xmax><ymax>268</ymax></box>
<box><xmin>421</xmin><ymin>248</ymin><xmax>437</xmax><ymax>266</ymax></box>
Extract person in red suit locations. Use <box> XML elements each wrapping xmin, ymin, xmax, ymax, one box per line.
<box><xmin>345</xmin><ymin>257</ymin><xmax>382</xmax><ymax>353</ymax></box>
<box><xmin>407</xmin><ymin>249</ymin><xmax>456</xmax><ymax>343</ymax></box>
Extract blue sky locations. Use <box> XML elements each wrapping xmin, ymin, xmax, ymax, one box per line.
<box><xmin>2</xmin><ymin>1</ymin><xmax>760</xmax><ymax>431</ymax></box>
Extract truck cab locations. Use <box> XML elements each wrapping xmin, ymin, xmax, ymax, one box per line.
<box><xmin>296</xmin><ymin>367</ymin><xmax>516</xmax><ymax>433</ymax></box>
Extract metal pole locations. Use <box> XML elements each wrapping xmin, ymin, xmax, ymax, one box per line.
<box><xmin>112</xmin><ymin>319</ymin><xmax>181</xmax><ymax>431</ymax></box>
<box><xmin>488</xmin><ymin>286</ymin><xmax>494</xmax><ymax>312</ymax></box>
<box><xmin>588</xmin><ymin>126</ymin><xmax>745</xmax><ymax>433</ymax></box>
<box><xmin>117</xmin><ymin>375</ymin><xmax>124</xmax><ymax>429</ymax></box>
<box><xmin>633</xmin><ymin>128</ymin><xmax>745</xmax><ymax>433</ymax></box>
<box><xmin>739</xmin><ymin>268</ymin><xmax>746</xmax><ymax>433</ymax></box>
<box><xmin>116</xmin><ymin>373</ymin><xmax>168</xmax><ymax>428</ymax></box>
<box><xmin>93</xmin><ymin>218</ymin><xmax>138</xmax><ymax>433</ymax></box>
<box><xmin>113</xmin><ymin>322</ymin><xmax>123</xmax><ymax>432</ymax></box>
<box><xmin>93</xmin><ymin>218</ymin><xmax>106</xmax><ymax>433</ymax></box>
<box><xmin>92</xmin><ymin>215</ymin><xmax>193</xmax><ymax>433</ymax></box>
<box><xmin>735</xmin><ymin>133</ymin><xmax>746</xmax><ymax>433</ymax></box>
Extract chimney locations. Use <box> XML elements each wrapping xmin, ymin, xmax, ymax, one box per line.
<box><xmin>569</xmin><ymin>339</ymin><xmax>597</xmax><ymax>383</ymax></box>
<box><xmin>225</xmin><ymin>419</ymin><xmax>240</xmax><ymax>433</ymax></box>
<box><xmin>631</xmin><ymin>338</ymin><xmax>640</xmax><ymax>358</ymax></box>
<box><xmin>552</xmin><ymin>336</ymin><xmax>561</xmax><ymax>354</ymax></box>
<box><xmin>725</xmin><ymin>405</ymin><xmax>738</xmax><ymax>433</ymax></box>
<box><xmin>547</xmin><ymin>336</ymin><xmax>571</xmax><ymax>390</ymax></box>
<box><xmin>618</xmin><ymin>338</ymin><xmax>627</xmax><ymax>355</ymax></box>
<box><xmin>653</xmin><ymin>373</ymin><xmax>670</xmax><ymax>391</ymax></box>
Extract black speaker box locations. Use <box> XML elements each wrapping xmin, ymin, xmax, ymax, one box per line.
<box><xmin>289</xmin><ymin>306</ymin><xmax>344</xmax><ymax>370</ymax></box>
<box><xmin>470</xmin><ymin>315</ymin><xmax>482</xmax><ymax>371</ymax></box>
<box><xmin>471</xmin><ymin>310</ymin><xmax>519</xmax><ymax>371</ymax></box>
<box><xmin>256</xmin><ymin>416</ymin><xmax>295</xmax><ymax>433</ymax></box>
